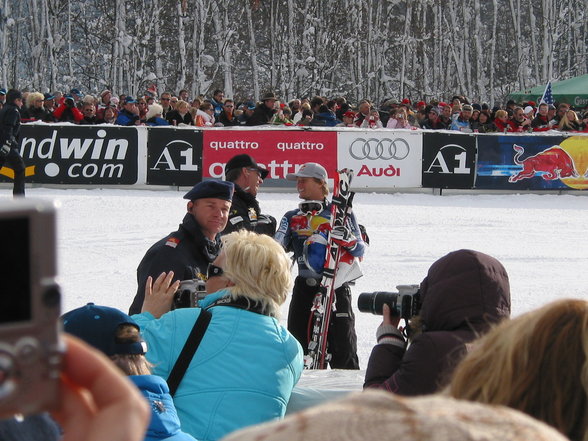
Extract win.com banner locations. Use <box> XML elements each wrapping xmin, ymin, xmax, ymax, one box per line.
<box><xmin>0</xmin><ymin>125</ymin><xmax>139</xmax><ymax>185</ymax></box>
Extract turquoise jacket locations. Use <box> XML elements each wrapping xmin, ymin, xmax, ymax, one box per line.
<box><xmin>133</xmin><ymin>290</ymin><xmax>303</xmax><ymax>441</ymax></box>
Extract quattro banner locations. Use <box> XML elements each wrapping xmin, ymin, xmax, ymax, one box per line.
<box><xmin>475</xmin><ymin>134</ymin><xmax>588</xmax><ymax>190</ymax></box>
<box><xmin>421</xmin><ymin>132</ymin><xmax>476</xmax><ymax>189</ymax></box>
<box><xmin>202</xmin><ymin>130</ymin><xmax>338</xmax><ymax>184</ymax></box>
<box><xmin>0</xmin><ymin>125</ymin><xmax>139</xmax><ymax>185</ymax></box>
<box><xmin>337</xmin><ymin>131</ymin><xmax>423</xmax><ymax>188</ymax></box>
<box><xmin>147</xmin><ymin>127</ymin><xmax>202</xmax><ymax>186</ymax></box>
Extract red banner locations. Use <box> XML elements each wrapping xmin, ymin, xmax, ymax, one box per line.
<box><xmin>202</xmin><ymin>130</ymin><xmax>338</xmax><ymax>179</ymax></box>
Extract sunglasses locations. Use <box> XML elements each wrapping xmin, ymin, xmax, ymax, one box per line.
<box><xmin>207</xmin><ymin>263</ymin><xmax>224</xmax><ymax>279</ymax></box>
<box><xmin>161</xmin><ymin>98</ymin><xmax>170</xmax><ymax>101</ymax></box>
<box><xmin>298</xmin><ymin>200</ymin><xmax>324</xmax><ymax>214</ymax></box>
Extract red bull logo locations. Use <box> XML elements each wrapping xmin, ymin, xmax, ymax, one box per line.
<box><xmin>509</xmin><ymin>144</ymin><xmax>579</xmax><ymax>183</ymax></box>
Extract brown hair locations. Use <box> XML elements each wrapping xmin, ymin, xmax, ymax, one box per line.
<box><xmin>449</xmin><ymin>299</ymin><xmax>588</xmax><ymax>441</ymax></box>
<box><xmin>110</xmin><ymin>324</ymin><xmax>153</xmax><ymax>376</ymax></box>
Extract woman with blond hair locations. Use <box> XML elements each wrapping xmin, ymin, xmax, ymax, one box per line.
<box><xmin>21</xmin><ymin>91</ymin><xmax>52</xmax><ymax>122</ymax></box>
<box><xmin>558</xmin><ymin>109</ymin><xmax>582</xmax><ymax>131</ymax></box>
<box><xmin>134</xmin><ymin>230</ymin><xmax>303</xmax><ymax>441</ymax></box>
<box><xmin>448</xmin><ymin>298</ymin><xmax>588</xmax><ymax>441</ymax></box>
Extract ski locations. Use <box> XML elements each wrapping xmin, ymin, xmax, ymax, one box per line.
<box><xmin>305</xmin><ymin>169</ymin><xmax>355</xmax><ymax>369</ymax></box>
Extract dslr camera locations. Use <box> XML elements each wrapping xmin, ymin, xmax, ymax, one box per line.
<box><xmin>173</xmin><ymin>278</ymin><xmax>207</xmax><ymax>309</ymax></box>
<box><xmin>0</xmin><ymin>200</ymin><xmax>63</xmax><ymax>417</ymax></box>
<box><xmin>358</xmin><ymin>284</ymin><xmax>421</xmax><ymax>319</ymax></box>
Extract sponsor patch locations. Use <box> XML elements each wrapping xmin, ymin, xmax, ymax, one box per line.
<box><xmin>165</xmin><ymin>237</ymin><xmax>180</xmax><ymax>248</ymax></box>
<box><xmin>230</xmin><ymin>216</ymin><xmax>244</xmax><ymax>225</ymax></box>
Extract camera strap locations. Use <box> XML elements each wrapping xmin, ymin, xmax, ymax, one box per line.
<box><xmin>167</xmin><ymin>308</ymin><xmax>212</xmax><ymax>397</ymax></box>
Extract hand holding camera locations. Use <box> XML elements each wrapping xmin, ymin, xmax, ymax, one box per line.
<box><xmin>142</xmin><ymin>271</ymin><xmax>180</xmax><ymax>318</ymax></box>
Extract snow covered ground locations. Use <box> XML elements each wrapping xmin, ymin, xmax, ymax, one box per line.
<box><xmin>3</xmin><ymin>187</ymin><xmax>588</xmax><ymax>382</ymax></box>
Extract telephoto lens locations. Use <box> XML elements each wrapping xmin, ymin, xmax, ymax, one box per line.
<box><xmin>357</xmin><ymin>285</ymin><xmax>421</xmax><ymax>318</ymax></box>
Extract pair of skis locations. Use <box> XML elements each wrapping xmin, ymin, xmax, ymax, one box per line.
<box><xmin>305</xmin><ymin>169</ymin><xmax>356</xmax><ymax>370</ymax></box>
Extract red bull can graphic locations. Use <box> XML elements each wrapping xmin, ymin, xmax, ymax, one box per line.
<box><xmin>508</xmin><ymin>144</ymin><xmax>579</xmax><ymax>183</ymax></box>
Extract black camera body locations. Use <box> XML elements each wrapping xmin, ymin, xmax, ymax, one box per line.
<box><xmin>173</xmin><ymin>279</ymin><xmax>207</xmax><ymax>309</ymax></box>
<box><xmin>358</xmin><ymin>284</ymin><xmax>421</xmax><ymax>319</ymax></box>
<box><xmin>0</xmin><ymin>200</ymin><xmax>63</xmax><ymax>417</ymax></box>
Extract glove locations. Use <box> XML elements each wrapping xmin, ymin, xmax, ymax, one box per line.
<box><xmin>0</xmin><ymin>144</ymin><xmax>10</xmax><ymax>158</ymax></box>
<box><xmin>330</xmin><ymin>226</ymin><xmax>358</xmax><ymax>250</ymax></box>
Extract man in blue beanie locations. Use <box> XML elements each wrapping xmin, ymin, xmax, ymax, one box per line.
<box><xmin>129</xmin><ymin>180</ymin><xmax>234</xmax><ymax>314</ymax></box>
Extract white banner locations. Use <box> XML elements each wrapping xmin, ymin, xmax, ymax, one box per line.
<box><xmin>337</xmin><ymin>130</ymin><xmax>423</xmax><ymax>188</ymax></box>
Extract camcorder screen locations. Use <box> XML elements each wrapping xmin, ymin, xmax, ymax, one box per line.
<box><xmin>0</xmin><ymin>217</ymin><xmax>31</xmax><ymax>323</ymax></box>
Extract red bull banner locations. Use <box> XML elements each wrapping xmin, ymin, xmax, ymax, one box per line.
<box><xmin>337</xmin><ymin>131</ymin><xmax>422</xmax><ymax>188</ymax></box>
<box><xmin>202</xmin><ymin>130</ymin><xmax>338</xmax><ymax>186</ymax></box>
<box><xmin>475</xmin><ymin>133</ymin><xmax>588</xmax><ymax>190</ymax></box>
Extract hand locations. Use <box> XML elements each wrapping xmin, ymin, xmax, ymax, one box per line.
<box><xmin>53</xmin><ymin>335</ymin><xmax>150</xmax><ymax>441</ymax></box>
<box><xmin>0</xmin><ymin>144</ymin><xmax>10</xmax><ymax>158</ymax></box>
<box><xmin>382</xmin><ymin>303</ymin><xmax>401</xmax><ymax>328</ymax></box>
<box><xmin>141</xmin><ymin>271</ymin><xmax>180</xmax><ymax>318</ymax></box>
<box><xmin>330</xmin><ymin>226</ymin><xmax>358</xmax><ymax>250</ymax></box>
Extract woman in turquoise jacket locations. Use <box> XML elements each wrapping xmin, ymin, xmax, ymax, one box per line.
<box><xmin>133</xmin><ymin>230</ymin><xmax>304</xmax><ymax>441</ymax></box>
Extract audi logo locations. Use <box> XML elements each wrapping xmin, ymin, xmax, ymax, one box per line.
<box><xmin>349</xmin><ymin>138</ymin><xmax>410</xmax><ymax>161</ymax></box>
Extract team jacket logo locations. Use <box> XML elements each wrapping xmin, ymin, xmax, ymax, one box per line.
<box><xmin>349</xmin><ymin>138</ymin><xmax>410</xmax><ymax>161</ymax></box>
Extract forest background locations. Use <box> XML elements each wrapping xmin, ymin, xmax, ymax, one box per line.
<box><xmin>1</xmin><ymin>0</ymin><xmax>586</xmax><ymax>107</ymax></box>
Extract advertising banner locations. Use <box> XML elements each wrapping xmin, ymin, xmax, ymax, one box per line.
<box><xmin>475</xmin><ymin>134</ymin><xmax>588</xmax><ymax>190</ymax></box>
<box><xmin>0</xmin><ymin>125</ymin><xmax>139</xmax><ymax>185</ymax></box>
<box><xmin>421</xmin><ymin>132</ymin><xmax>476</xmax><ymax>189</ymax></box>
<box><xmin>146</xmin><ymin>127</ymin><xmax>202</xmax><ymax>186</ymax></box>
<box><xmin>202</xmin><ymin>130</ymin><xmax>338</xmax><ymax>186</ymax></box>
<box><xmin>337</xmin><ymin>131</ymin><xmax>423</xmax><ymax>188</ymax></box>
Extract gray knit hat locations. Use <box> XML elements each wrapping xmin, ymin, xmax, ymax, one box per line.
<box><xmin>222</xmin><ymin>390</ymin><xmax>568</xmax><ymax>441</ymax></box>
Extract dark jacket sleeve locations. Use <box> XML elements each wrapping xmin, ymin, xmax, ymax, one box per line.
<box><xmin>364</xmin><ymin>332</ymin><xmax>465</xmax><ymax>396</ymax></box>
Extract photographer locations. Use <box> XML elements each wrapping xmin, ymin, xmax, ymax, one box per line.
<box><xmin>364</xmin><ymin>249</ymin><xmax>511</xmax><ymax>395</ymax></box>
<box><xmin>133</xmin><ymin>230</ymin><xmax>303</xmax><ymax>441</ymax></box>
<box><xmin>129</xmin><ymin>180</ymin><xmax>234</xmax><ymax>315</ymax></box>
<box><xmin>53</xmin><ymin>95</ymin><xmax>83</xmax><ymax>123</ymax></box>
<box><xmin>0</xmin><ymin>89</ymin><xmax>25</xmax><ymax>196</ymax></box>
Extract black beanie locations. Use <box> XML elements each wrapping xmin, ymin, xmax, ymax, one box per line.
<box><xmin>6</xmin><ymin>89</ymin><xmax>22</xmax><ymax>104</ymax></box>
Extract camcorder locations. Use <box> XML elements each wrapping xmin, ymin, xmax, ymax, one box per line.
<box><xmin>358</xmin><ymin>284</ymin><xmax>421</xmax><ymax>319</ymax></box>
<box><xmin>0</xmin><ymin>200</ymin><xmax>63</xmax><ymax>417</ymax></box>
<box><xmin>173</xmin><ymin>278</ymin><xmax>207</xmax><ymax>309</ymax></box>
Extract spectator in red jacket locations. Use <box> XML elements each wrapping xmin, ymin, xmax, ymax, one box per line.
<box><xmin>53</xmin><ymin>95</ymin><xmax>84</xmax><ymax>123</ymax></box>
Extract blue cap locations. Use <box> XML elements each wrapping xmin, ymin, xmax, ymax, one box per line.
<box><xmin>62</xmin><ymin>303</ymin><xmax>146</xmax><ymax>356</ymax></box>
<box><xmin>183</xmin><ymin>180</ymin><xmax>234</xmax><ymax>202</ymax></box>
<box><xmin>0</xmin><ymin>88</ymin><xmax>6</xmax><ymax>95</ymax></box>
<box><xmin>124</xmin><ymin>96</ymin><xmax>137</xmax><ymax>104</ymax></box>
<box><xmin>246</xmin><ymin>101</ymin><xmax>256</xmax><ymax>110</ymax></box>
<box><xmin>70</xmin><ymin>88</ymin><xmax>83</xmax><ymax>97</ymax></box>
<box><xmin>43</xmin><ymin>93</ymin><xmax>55</xmax><ymax>101</ymax></box>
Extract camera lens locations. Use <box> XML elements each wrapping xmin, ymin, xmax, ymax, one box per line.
<box><xmin>357</xmin><ymin>292</ymin><xmax>399</xmax><ymax>315</ymax></box>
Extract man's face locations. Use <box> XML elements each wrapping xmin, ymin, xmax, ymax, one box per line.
<box><xmin>244</xmin><ymin>167</ymin><xmax>263</xmax><ymax>197</ymax></box>
<box><xmin>124</xmin><ymin>102</ymin><xmax>137</xmax><ymax>113</ymax></box>
<box><xmin>296</xmin><ymin>177</ymin><xmax>324</xmax><ymax>201</ymax></box>
<box><xmin>189</xmin><ymin>198</ymin><xmax>231</xmax><ymax>239</ymax></box>
<box><xmin>442</xmin><ymin>106</ymin><xmax>451</xmax><ymax>117</ymax></box>
<box><xmin>359</xmin><ymin>102</ymin><xmax>370</xmax><ymax>115</ymax></box>
<box><xmin>214</xmin><ymin>92</ymin><xmax>224</xmax><ymax>102</ymax></box>
<box><xmin>462</xmin><ymin>109</ymin><xmax>472</xmax><ymax>119</ymax></box>
<box><xmin>160</xmin><ymin>94</ymin><xmax>171</xmax><ymax>107</ymax></box>
<box><xmin>538</xmin><ymin>104</ymin><xmax>548</xmax><ymax>116</ymax></box>
<box><xmin>83</xmin><ymin>105</ymin><xmax>95</xmax><ymax>117</ymax></box>
<box><xmin>428</xmin><ymin>110</ymin><xmax>438</xmax><ymax>120</ymax></box>
<box><xmin>223</xmin><ymin>101</ymin><xmax>234</xmax><ymax>113</ymax></box>
<box><xmin>180</xmin><ymin>91</ymin><xmax>188</xmax><ymax>101</ymax></box>
<box><xmin>102</xmin><ymin>92</ymin><xmax>111</xmax><ymax>103</ymax></box>
<box><xmin>264</xmin><ymin>99</ymin><xmax>276</xmax><ymax>109</ymax></box>
<box><xmin>514</xmin><ymin>110</ymin><xmax>525</xmax><ymax>122</ymax></box>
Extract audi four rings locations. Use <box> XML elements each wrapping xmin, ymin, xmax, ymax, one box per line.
<box><xmin>349</xmin><ymin>138</ymin><xmax>410</xmax><ymax>160</ymax></box>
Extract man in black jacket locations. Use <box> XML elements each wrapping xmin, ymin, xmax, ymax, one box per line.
<box><xmin>0</xmin><ymin>89</ymin><xmax>25</xmax><ymax>196</ymax></box>
<box><xmin>128</xmin><ymin>180</ymin><xmax>234</xmax><ymax>314</ymax></box>
<box><xmin>246</xmin><ymin>92</ymin><xmax>277</xmax><ymax>126</ymax></box>
<box><xmin>223</xmin><ymin>154</ymin><xmax>276</xmax><ymax>236</ymax></box>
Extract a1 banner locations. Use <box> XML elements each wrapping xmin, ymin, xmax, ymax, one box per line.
<box><xmin>0</xmin><ymin>125</ymin><xmax>138</xmax><ymax>185</ymax></box>
<box><xmin>147</xmin><ymin>127</ymin><xmax>203</xmax><ymax>186</ymax></box>
<box><xmin>421</xmin><ymin>132</ymin><xmax>476</xmax><ymax>189</ymax></box>
<box><xmin>202</xmin><ymin>130</ymin><xmax>338</xmax><ymax>186</ymax></box>
<box><xmin>475</xmin><ymin>134</ymin><xmax>588</xmax><ymax>190</ymax></box>
<box><xmin>337</xmin><ymin>131</ymin><xmax>423</xmax><ymax>188</ymax></box>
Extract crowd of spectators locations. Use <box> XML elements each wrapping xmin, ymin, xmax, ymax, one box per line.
<box><xmin>5</xmin><ymin>85</ymin><xmax>588</xmax><ymax>132</ymax></box>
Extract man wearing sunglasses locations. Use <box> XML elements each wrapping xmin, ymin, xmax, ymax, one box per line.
<box><xmin>223</xmin><ymin>154</ymin><xmax>276</xmax><ymax>236</ymax></box>
<box><xmin>128</xmin><ymin>179</ymin><xmax>234</xmax><ymax>315</ymax></box>
<box><xmin>275</xmin><ymin>162</ymin><xmax>366</xmax><ymax>369</ymax></box>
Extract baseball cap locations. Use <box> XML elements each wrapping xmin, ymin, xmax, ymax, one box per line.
<box><xmin>225</xmin><ymin>154</ymin><xmax>269</xmax><ymax>180</ymax></box>
<box><xmin>343</xmin><ymin>110</ymin><xmax>356</xmax><ymax>118</ymax></box>
<box><xmin>62</xmin><ymin>303</ymin><xmax>146</xmax><ymax>356</ymax></box>
<box><xmin>70</xmin><ymin>88</ymin><xmax>83</xmax><ymax>97</ymax></box>
<box><xmin>43</xmin><ymin>93</ymin><xmax>55</xmax><ymax>101</ymax></box>
<box><xmin>286</xmin><ymin>163</ymin><xmax>328</xmax><ymax>182</ymax></box>
<box><xmin>183</xmin><ymin>180</ymin><xmax>234</xmax><ymax>201</ymax></box>
<box><xmin>0</xmin><ymin>88</ymin><xmax>7</xmax><ymax>95</ymax></box>
<box><xmin>123</xmin><ymin>96</ymin><xmax>137</xmax><ymax>104</ymax></box>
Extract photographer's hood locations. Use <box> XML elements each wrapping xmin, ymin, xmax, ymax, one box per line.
<box><xmin>418</xmin><ymin>250</ymin><xmax>511</xmax><ymax>333</ymax></box>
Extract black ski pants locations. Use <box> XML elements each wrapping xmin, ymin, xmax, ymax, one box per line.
<box><xmin>288</xmin><ymin>276</ymin><xmax>359</xmax><ymax>369</ymax></box>
<box><xmin>0</xmin><ymin>148</ymin><xmax>25</xmax><ymax>196</ymax></box>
